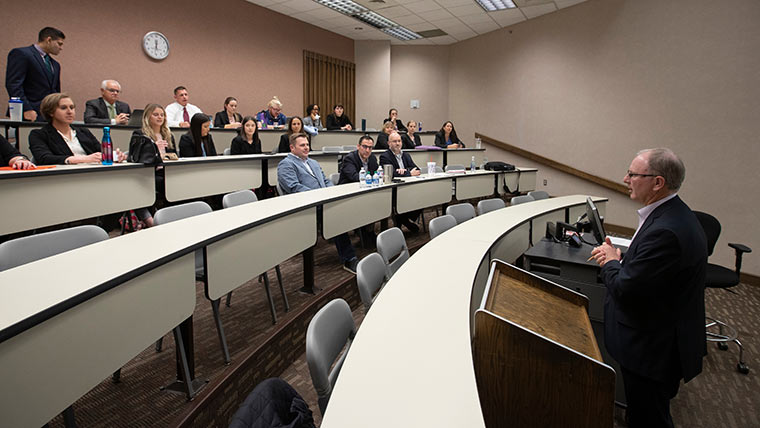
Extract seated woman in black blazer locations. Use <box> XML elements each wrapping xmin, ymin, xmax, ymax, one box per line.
<box><xmin>375</xmin><ymin>121</ymin><xmax>395</xmax><ymax>151</ymax></box>
<box><xmin>434</xmin><ymin>121</ymin><xmax>465</xmax><ymax>149</ymax></box>
<box><xmin>325</xmin><ymin>104</ymin><xmax>353</xmax><ymax>130</ymax></box>
<box><xmin>213</xmin><ymin>96</ymin><xmax>242</xmax><ymax>129</ymax></box>
<box><xmin>382</xmin><ymin>108</ymin><xmax>407</xmax><ymax>133</ymax></box>
<box><xmin>230</xmin><ymin>116</ymin><xmax>262</xmax><ymax>155</ymax></box>
<box><xmin>401</xmin><ymin>120</ymin><xmax>422</xmax><ymax>149</ymax></box>
<box><xmin>1</xmin><ymin>134</ymin><xmax>35</xmax><ymax>169</ymax></box>
<box><xmin>179</xmin><ymin>113</ymin><xmax>218</xmax><ymax>157</ymax></box>
<box><xmin>29</xmin><ymin>93</ymin><xmax>126</xmax><ymax>165</ymax></box>
<box><xmin>277</xmin><ymin>116</ymin><xmax>310</xmax><ymax>153</ymax></box>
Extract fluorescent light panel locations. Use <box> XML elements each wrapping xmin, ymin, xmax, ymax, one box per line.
<box><xmin>312</xmin><ymin>0</ymin><xmax>421</xmax><ymax>41</ymax></box>
<box><xmin>475</xmin><ymin>0</ymin><xmax>517</xmax><ymax>11</ymax></box>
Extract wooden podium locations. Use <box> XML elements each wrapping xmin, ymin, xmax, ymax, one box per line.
<box><xmin>473</xmin><ymin>260</ymin><xmax>615</xmax><ymax>428</ymax></box>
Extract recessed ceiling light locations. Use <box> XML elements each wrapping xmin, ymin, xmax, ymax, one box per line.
<box><xmin>382</xmin><ymin>26</ymin><xmax>422</xmax><ymax>41</ymax></box>
<box><xmin>312</xmin><ymin>0</ymin><xmax>421</xmax><ymax>41</ymax></box>
<box><xmin>474</xmin><ymin>0</ymin><xmax>517</xmax><ymax>12</ymax></box>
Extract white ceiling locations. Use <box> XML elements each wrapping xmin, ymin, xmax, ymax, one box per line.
<box><xmin>245</xmin><ymin>0</ymin><xmax>588</xmax><ymax>45</ymax></box>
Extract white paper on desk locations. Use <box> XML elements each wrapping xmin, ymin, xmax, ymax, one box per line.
<box><xmin>608</xmin><ymin>236</ymin><xmax>632</xmax><ymax>247</ymax></box>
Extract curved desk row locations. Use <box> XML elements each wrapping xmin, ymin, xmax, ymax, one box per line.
<box><xmin>0</xmin><ymin>169</ymin><xmax>535</xmax><ymax>428</ymax></box>
<box><xmin>0</xmin><ymin>149</ymin><xmax>495</xmax><ymax>236</ymax></box>
<box><xmin>321</xmin><ymin>195</ymin><xmax>608</xmax><ymax>428</ymax></box>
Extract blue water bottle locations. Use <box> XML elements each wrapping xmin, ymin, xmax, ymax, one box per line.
<box><xmin>101</xmin><ymin>127</ymin><xmax>113</xmax><ymax>165</ymax></box>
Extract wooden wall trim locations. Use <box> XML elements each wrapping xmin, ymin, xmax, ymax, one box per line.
<box><xmin>476</xmin><ymin>133</ymin><xmax>629</xmax><ymax>196</ymax></box>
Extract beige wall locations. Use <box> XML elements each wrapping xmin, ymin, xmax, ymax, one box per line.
<box><xmin>390</xmin><ymin>46</ymin><xmax>450</xmax><ymax>133</ymax></box>
<box><xmin>0</xmin><ymin>0</ymin><xmax>353</xmax><ymax>121</ymax></box>
<box><xmin>447</xmin><ymin>0</ymin><xmax>760</xmax><ymax>274</ymax></box>
<box><xmin>354</xmin><ymin>41</ymin><xmax>391</xmax><ymax>131</ymax></box>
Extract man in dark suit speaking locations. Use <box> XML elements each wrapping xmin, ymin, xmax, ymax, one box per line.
<box><xmin>590</xmin><ymin>148</ymin><xmax>707</xmax><ymax>428</ymax></box>
<box><xmin>84</xmin><ymin>80</ymin><xmax>131</xmax><ymax>125</ymax></box>
<box><xmin>5</xmin><ymin>27</ymin><xmax>65</xmax><ymax>121</ymax></box>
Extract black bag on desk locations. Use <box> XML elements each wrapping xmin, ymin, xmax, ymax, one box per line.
<box><xmin>484</xmin><ymin>161</ymin><xmax>516</xmax><ymax>172</ymax></box>
<box><xmin>128</xmin><ymin>136</ymin><xmax>161</xmax><ymax>166</ymax></box>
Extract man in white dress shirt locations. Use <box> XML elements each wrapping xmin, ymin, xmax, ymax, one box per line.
<box><xmin>164</xmin><ymin>86</ymin><xmax>202</xmax><ymax>128</ymax></box>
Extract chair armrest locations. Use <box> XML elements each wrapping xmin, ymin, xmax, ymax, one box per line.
<box><xmin>728</xmin><ymin>243</ymin><xmax>752</xmax><ymax>254</ymax></box>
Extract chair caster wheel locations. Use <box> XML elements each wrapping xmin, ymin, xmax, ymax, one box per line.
<box><xmin>737</xmin><ymin>363</ymin><xmax>749</xmax><ymax>374</ymax></box>
<box><xmin>717</xmin><ymin>342</ymin><xmax>729</xmax><ymax>351</ymax></box>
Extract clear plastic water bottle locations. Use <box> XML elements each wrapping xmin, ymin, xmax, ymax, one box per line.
<box><xmin>101</xmin><ymin>127</ymin><xmax>113</xmax><ymax>165</ymax></box>
<box><xmin>377</xmin><ymin>168</ymin><xmax>384</xmax><ymax>185</ymax></box>
<box><xmin>372</xmin><ymin>171</ymin><xmax>379</xmax><ymax>187</ymax></box>
<box><xmin>470</xmin><ymin>156</ymin><xmax>476</xmax><ymax>171</ymax></box>
<box><xmin>359</xmin><ymin>166</ymin><xmax>366</xmax><ymax>188</ymax></box>
<box><xmin>365</xmin><ymin>170</ymin><xmax>373</xmax><ymax>188</ymax></box>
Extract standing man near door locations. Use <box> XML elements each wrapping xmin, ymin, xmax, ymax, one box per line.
<box><xmin>6</xmin><ymin>27</ymin><xmax>65</xmax><ymax>121</ymax></box>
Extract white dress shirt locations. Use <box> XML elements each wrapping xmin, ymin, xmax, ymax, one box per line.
<box><xmin>165</xmin><ymin>102</ymin><xmax>203</xmax><ymax>127</ymax></box>
<box><xmin>631</xmin><ymin>192</ymin><xmax>678</xmax><ymax>242</ymax></box>
<box><xmin>57</xmin><ymin>129</ymin><xmax>87</xmax><ymax>157</ymax></box>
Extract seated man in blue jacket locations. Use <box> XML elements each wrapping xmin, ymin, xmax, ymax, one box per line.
<box><xmin>278</xmin><ymin>133</ymin><xmax>359</xmax><ymax>273</ymax></box>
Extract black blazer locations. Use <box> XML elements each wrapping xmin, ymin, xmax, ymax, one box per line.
<box><xmin>277</xmin><ymin>133</ymin><xmax>311</xmax><ymax>154</ymax></box>
<box><xmin>5</xmin><ymin>45</ymin><xmax>61</xmax><ymax>115</ymax></box>
<box><xmin>230</xmin><ymin>135</ymin><xmax>262</xmax><ymax>155</ymax></box>
<box><xmin>383</xmin><ymin>118</ymin><xmax>408</xmax><ymax>133</ymax></box>
<box><xmin>214</xmin><ymin>111</ymin><xmax>242</xmax><ymax>128</ymax></box>
<box><xmin>375</xmin><ymin>133</ymin><xmax>390</xmax><ymax>151</ymax></box>
<box><xmin>326</xmin><ymin>113</ymin><xmax>353</xmax><ymax>130</ymax></box>
<box><xmin>401</xmin><ymin>133</ymin><xmax>421</xmax><ymax>149</ymax></box>
<box><xmin>84</xmin><ymin>98</ymin><xmax>131</xmax><ymax>124</ymax></box>
<box><xmin>128</xmin><ymin>130</ymin><xmax>177</xmax><ymax>156</ymax></box>
<box><xmin>434</xmin><ymin>131</ymin><xmax>464</xmax><ymax>148</ymax></box>
<box><xmin>339</xmin><ymin>150</ymin><xmax>378</xmax><ymax>184</ymax></box>
<box><xmin>600</xmin><ymin>196</ymin><xmax>707</xmax><ymax>383</ymax></box>
<box><xmin>1</xmin><ymin>134</ymin><xmax>25</xmax><ymax>166</ymax></box>
<box><xmin>379</xmin><ymin>149</ymin><xmax>418</xmax><ymax>177</ymax></box>
<box><xmin>29</xmin><ymin>124</ymin><xmax>101</xmax><ymax>165</ymax></box>
<box><xmin>179</xmin><ymin>133</ymin><xmax>217</xmax><ymax>157</ymax></box>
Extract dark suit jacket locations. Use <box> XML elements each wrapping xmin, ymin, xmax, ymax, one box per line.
<box><xmin>375</xmin><ymin>133</ymin><xmax>390</xmax><ymax>151</ymax></box>
<box><xmin>434</xmin><ymin>131</ymin><xmax>464</xmax><ymax>148</ymax></box>
<box><xmin>277</xmin><ymin>133</ymin><xmax>310</xmax><ymax>154</ymax></box>
<box><xmin>1</xmin><ymin>134</ymin><xmax>25</xmax><ymax>166</ymax></box>
<box><xmin>84</xmin><ymin>98</ymin><xmax>131</xmax><ymax>124</ymax></box>
<box><xmin>214</xmin><ymin>111</ymin><xmax>242</xmax><ymax>128</ymax></box>
<box><xmin>5</xmin><ymin>45</ymin><xmax>61</xmax><ymax>115</ymax></box>
<box><xmin>379</xmin><ymin>149</ymin><xmax>418</xmax><ymax>177</ymax></box>
<box><xmin>325</xmin><ymin>113</ymin><xmax>353</xmax><ymax>130</ymax></box>
<box><xmin>402</xmin><ymin>133</ymin><xmax>421</xmax><ymax>149</ymax></box>
<box><xmin>179</xmin><ymin>133</ymin><xmax>217</xmax><ymax>157</ymax></box>
<box><xmin>29</xmin><ymin>124</ymin><xmax>101</xmax><ymax>165</ymax></box>
<box><xmin>339</xmin><ymin>150</ymin><xmax>378</xmax><ymax>184</ymax></box>
<box><xmin>600</xmin><ymin>195</ymin><xmax>707</xmax><ymax>383</ymax></box>
<box><xmin>230</xmin><ymin>135</ymin><xmax>262</xmax><ymax>155</ymax></box>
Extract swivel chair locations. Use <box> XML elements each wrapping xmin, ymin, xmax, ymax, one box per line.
<box><xmin>694</xmin><ymin>211</ymin><xmax>752</xmax><ymax>374</ymax></box>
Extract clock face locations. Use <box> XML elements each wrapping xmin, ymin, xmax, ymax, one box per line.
<box><xmin>143</xmin><ymin>31</ymin><xmax>169</xmax><ymax>60</ymax></box>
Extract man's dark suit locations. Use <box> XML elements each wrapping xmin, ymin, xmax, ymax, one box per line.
<box><xmin>84</xmin><ymin>97</ymin><xmax>131</xmax><ymax>124</ymax></box>
<box><xmin>339</xmin><ymin>150</ymin><xmax>378</xmax><ymax>184</ymax></box>
<box><xmin>379</xmin><ymin>149</ymin><xmax>418</xmax><ymax>177</ymax></box>
<box><xmin>600</xmin><ymin>195</ymin><xmax>707</xmax><ymax>426</ymax></box>
<box><xmin>5</xmin><ymin>45</ymin><xmax>61</xmax><ymax>117</ymax></box>
<box><xmin>29</xmin><ymin>124</ymin><xmax>100</xmax><ymax>165</ymax></box>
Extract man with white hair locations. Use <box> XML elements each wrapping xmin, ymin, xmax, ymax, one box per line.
<box><xmin>84</xmin><ymin>79</ymin><xmax>131</xmax><ymax>125</ymax></box>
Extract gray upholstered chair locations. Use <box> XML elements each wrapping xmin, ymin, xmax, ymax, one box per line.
<box><xmin>477</xmin><ymin>198</ymin><xmax>506</xmax><ymax>216</ymax></box>
<box><xmin>419</xmin><ymin>165</ymin><xmax>443</xmax><ymax>174</ymax></box>
<box><xmin>510</xmin><ymin>195</ymin><xmax>535</xmax><ymax>205</ymax></box>
<box><xmin>322</xmin><ymin>146</ymin><xmax>342</xmax><ymax>152</ymax></box>
<box><xmin>356</xmin><ymin>252</ymin><xmax>386</xmax><ymax>313</ymax></box>
<box><xmin>329</xmin><ymin>173</ymin><xmax>340</xmax><ymax>185</ymax></box>
<box><xmin>528</xmin><ymin>190</ymin><xmax>549</xmax><ymax>200</ymax></box>
<box><xmin>446</xmin><ymin>202</ymin><xmax>476</xmax><ymax>224</ymax></box>
<box><xmin>429</xmin><ymin>214</ymin><xmax>457</xmax><ymax>240</ymax></box>
<box><xmin>444</xmin><ymin>164</ymin><xmax>465</xmax><ymax>172</ymax></box>
<box><xmin>341</xmin><ymin>145</ymin><xmax>356</xmax><ymax>151</ymax></box>
<box><xmin>0</xmin><ymin>225</ymin><xmax>108</xmax><ymax>271</ymax></box>
<box><xmin>376</xmin><ymin>227</ymin><xmax>410</xmax><ymax>279</ymax></box>
<box><xmin>223</xmin><ymin>148</ymin><xmax>231</xmax><ymax>156</ymax></box>
<box><xmin>222</xmin><ymin>189</ymin><xmax>289</xmax><ymax>319</ymax></box>
<box><xmin>306</xmin><ymin>298</ymin><xmax>356</xmax><ymax>415</ymax></box>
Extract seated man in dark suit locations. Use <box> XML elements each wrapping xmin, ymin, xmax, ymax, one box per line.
<box><xmin>590</xmin><ymin>148</ymin><xmax>707</xmax><ymax>428</ymax></box>
<box><xmin>84</xmin><ymin>80</ymin><xmax>131</xmax><ymax>125</ymax></box>
<box><xmin>379</xmin><ymin>131</ymin><xmax>422</xmax><ymax>233</ymax></box>
<box><xmin>278</xmin><ymin>133</ymin><xmax>359</xmax><ymax>273</ymax></box>
<box><xmin>339</xmin><ymin>134</ymin><xmax>379</xmax><ymax>247</ymax></box>
<box><xmin>5</xmin><ymin>27</ymin><xmax>65</xmax><ymax>121</ymax></box>
<box><xmin>0</xmin><ymin>134</ymin><xmax>35</xmax><ymax>169</ymax></box>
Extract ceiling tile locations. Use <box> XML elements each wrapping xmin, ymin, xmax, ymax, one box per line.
<box><xmin>267</xmin><ymin>3</ymin><xmax>296</xmax><ymax>14</ymax></box>
<box><xmin>300</xmin><ymin>6</ymin><xmax>344</xmax><ymax>19</ymax></box>
<box><xmin>449</xmin><ymin>28</ymin><xmax>478</xmax><ymax>39</ymax></box>
<box><xmin>420</xmin><ymin>8</ymin><xmax>455</xmax><ymax>21</ymax></box>
<box><xmin>555</xmin><ymin>0</ymin><xmax>587</xmax><ymax>8</ymax></box>
<box><xmin>457</xmin><ymin>13</ymin><xmax>495</xmax><ymax>25</ymax></box>
<box><xmin>323</xmin><ymin>14</ymin><xmax>362</xmax><ymax>27</ymax></box>
<box><xmin>435</xmin><ymin>0</ymin><xmax>473</xmax><ymax>6</ymax></box>
<box><xmin>282</xmin><ymin>0</ymin><xmax>322</xmax><ymax>12</ymax></box>
<box><xmin>393</xmin><ymin>14</ymin><xmax>427</xmax><ymax>26</ymax></box>
<box><xmin>245</xmin><ymin>0</ymin><xmax>278</xmax><ymax>6</ymax></box>
<box><xmin>445</xmin><ymin>3</ymin><xmax>485</xmax><ymax>17</ymax></box>
<box><xmin>374</xmin><ymin>5</ymin><xmax>412</xmax><ymax>18</ymax></box>
<box><xmin>408</xmin><ymin>22</ymin><xmax>439</xmax><ymax>32</ymax></box>
<box><xmin>428</xmin><ymin>35</ymin><xmax>458</xmax><ymax>45</ymax></box>
<box><xmin>490</xmin><ymin>9</ymin><xmax>526</xmax><ymax>27</ymax></box>
<box><xmin>467</xmin><ymin>20</ymin><xmax>500</xmax><ymax>33</ymax></box>
<box><xmin>520</xmin><ymin>3</ymin><xmax>557</xmax><ymax>18</ymax></box>
<box><xmin>405</xmin><ymin>0</ymin><xmax>440</xmax><ymax>14</ymax></box>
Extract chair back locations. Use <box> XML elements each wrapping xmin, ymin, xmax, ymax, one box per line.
<box><xmin>419</xmin><ymin>165</ymin><xmax>444</xmax><ymax>174</ymax></box>
<box><xmin>693</xmin><ymin>211</ymin><xmax>721</xmax><ymax>256</ymax></box>
<box><xmin>445</xmin><ymin>164</ymin><xmax>465</xmax><ymax>172</ymax></box>
<box><xmin>341</xmin><ymin>145</ymin><xmax>356</xmax><ymax>151</ymax></box>
<box><xmin>528</xmin><ymin>190</ymin><xmax>549</xmax><ymax>200</ymax></box>
<box><xmin>223</xmin><ymin>189</ymin><xmax>258</xmax><ymax>208</ymax></box>
<box><xmin>223</xmin><ymin>148</ymin><xmax>231</xmax><ymax>156</ymax></box>
<box><xmin>322</xmin><ymin>146</ymin><xmax>342</xmax><ymax>153</ymax></box>
<box><xmin>154</xmin><ymin>201</ymin><xmax>212</xmax><ymax>274</ymax></box>
<box><xmin>376</xmin><ymin>227</ymin><xmax>410</xmax><ymax>278</ymax></box>
<box><xmin>429</xmin><ymin>214</ymin><xmax>457</xmax><ymax>240</ymax></box>
<box><xmin>446</xmin><ymin>203</ymin><xmax>476</xmax><ymax>224</ymax></box>
<box><xmin>510</xmin><ymin>195</ymin><xmax>535</xmax><ymax>206</ymax></box>
<box><xmin>356</xmin><ymin>253</ymin><xmax>386</xmax><ymax>312</ymax></box>
<box><xmin>0</xmin><ymin>225</ymin><xmax>108</xmax><ymax>272</ymax></box>
<box><xmin>306</xmin><ymin>298</ymin><xmax>356</xmax><ymax>415</ymax></box>
<box><xmin>477</xmin><ymin>198</ymin><xmax>506</xmax><ymax>215</ymax></box>
<box><xmin>329</xmin><ymin>173</ymin><xmax>340</xmax><ymax>185</ymax></box>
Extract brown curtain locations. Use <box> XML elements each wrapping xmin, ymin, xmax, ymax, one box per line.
<box><xmin>303</xmin><ymin>50</ymin><xmax>355</xmax><ymax>125</ymax></box>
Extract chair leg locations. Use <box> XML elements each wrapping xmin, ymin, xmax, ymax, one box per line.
<box><xmin>275</xmin><ymin>265</ymin><xmax>289</xmax><ymax>312</ymax></box>
<box><xmin>112</xmin><ymin>369</ymin><xmax>121</xmax><ymax>384</ymax></box>
<box><xmin>225</xmin><ymin>291</ymin><xmax>233</xmax><ymax>307</ymax></box>
<box><xmin>172</xmin><ymin>326</ymin><xmax>197</xmax><ymax>401</ymax></box>
<box><xmin>210</xmin><ymin>299</ymin><xmax>231</xmax><ymax>364</ymax></box>
<box><xmin>155</xmin><ymin>336</ymin><xmax>163</xmax><ymax>352</ymax></box>
<box><xmin>63</xmin><ymin>405</ymin><xmax>76</xmax><ymax>428</ymax></box>
<box><xmin>261</xmin><ymin>273</ymin><xmax>277</xmax><ymax>324</ymax></box>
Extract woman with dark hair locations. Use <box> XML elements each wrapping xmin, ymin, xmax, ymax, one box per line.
<box><xmin>230</xmin><ymin>116</ymin><xmax>262</xmax><ymax>155</ymax></box>
<box><xmin>214</xmin><ymin>97</ymin><xmax>242</xmax><ymax>129</ymax></box>
<box><xmin>29</xmin><ymin>92</ymin><xmax>126</xmax><ymax>165</ymax></box>
<box><xmin>402</xmin><ymin>120</ymin><xmax>422</xmax><ymax>149</ymax></box>
<box><xmin>179</xmin><ymin>113</ymin><xmax>217</xmax><ymax>157</ymax></box>
<box><xmin>325</xmin><ymin>104</ymin><xmax>353</xmax><ymax>130</ymax></box>
<box><xmin>277</xmin><ymin>116</ymin><xmax>309</xmax><ymax>153</ymax></box>
<box><xmin>434</xmin><ymin>121</ymin><xmax>464</xmax><ymax>149</ymax></box>
<box><xmin>302</xmin><ymin>103</ymin><xmax>322</xmax><ymax>136</ymax></box>
<box><xmin>382</xmin><ymin>108</ymin><xmax>407</xmax><ymax>132</ymax></box>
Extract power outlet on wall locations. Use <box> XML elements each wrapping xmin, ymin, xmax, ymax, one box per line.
<box><xmin>543</xmin><ymin>179</ymin><xmax>548</xmax><ymax>186</ymax></box>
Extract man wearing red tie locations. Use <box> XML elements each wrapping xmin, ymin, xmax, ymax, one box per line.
<box><xmin>165</xmin><ymin>86</ymin><xmax>202</xmax><ymax>128</ymax></box>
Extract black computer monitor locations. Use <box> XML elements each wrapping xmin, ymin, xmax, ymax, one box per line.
<box><xmin>586</xmin><ymin>197</ymin><xmax>606</xmax><ymax>245</ymax></box>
